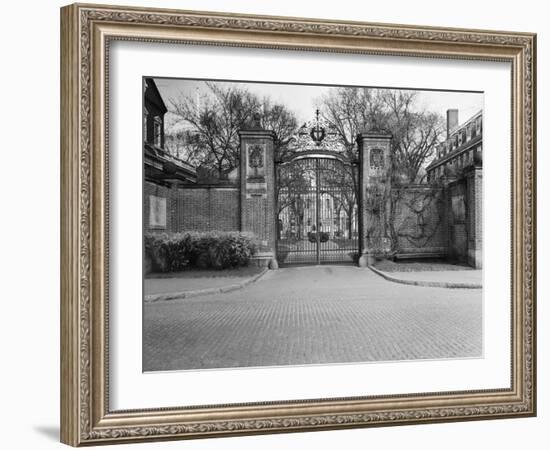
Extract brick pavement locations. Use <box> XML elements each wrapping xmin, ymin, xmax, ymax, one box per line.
<box><xmin>143</xmin><ymin>265</ymin><xmax>482</xmax><ymax>371</ymax></box>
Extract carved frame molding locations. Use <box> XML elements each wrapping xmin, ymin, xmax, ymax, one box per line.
<box><xmin>61</xmin><ymin>3</ymin><xmax>536</xmax><ymax>446</ymax></box>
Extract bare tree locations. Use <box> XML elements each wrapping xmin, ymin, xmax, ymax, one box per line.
<box><xmin>164</xmin><ymin>128</ymin><xmax>205</xmax><ymax>166</ymax></box>
<box><xmin>169</xmin><ymin>82</ymin><xmax>259</xmax><ymax>177</ymax></box>
<box><xmin>317</xmin><ymin>87</ymin><xmax>386</xmax><ymax>232</ymax></box>
<box><xmin>168</xmin><ymin>83</ymin><xmax>299</xmax><ymax>177</ymax></box>
<box><xmin>319</xmin><ymin>163</ymin><xmax>358</xmax><ymax>239</ymax></box>
<box><xmin>320</xmin><ymin>88</ymin><xmax>444</xmax><ymax>184</ymax></box>
<box><xmin>320</xmin><ymin>87</ymin><xmax>446</xmax><ymax>253</ymax></box>
<box><xmin>321</xmin><ymin>87</ymin><xmax>387</xmax><ymax>158</ymax></box>
<box><xmin>259</xmin><ymin>98</ymin><xmax>299</xmax><ymax>161</ymax></box>
<box><xmin>381</xmin><ymin>90</ymin><xmax>444</xmax><ymax>184</ymax></box>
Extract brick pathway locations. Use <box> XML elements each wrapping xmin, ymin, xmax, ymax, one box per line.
<box><xmin>143</xmin><ymin>266</ymin><xmax>482</xmax><ymax>371</ymax></box>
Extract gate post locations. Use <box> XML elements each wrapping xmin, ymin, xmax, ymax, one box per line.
<box><xmin>465</xmin><ymin>164</ymin><xmax>483</xmax><ymax>269</ymax></box>
<box><xmin>357</xmin><ymin>131</ymin><xmax>392</xmax><ymax>267</ymax></box>
<box><xmin>238</xmin><ymin>116</ymin><xmax>278</xmax><ymax>269</ymax></box>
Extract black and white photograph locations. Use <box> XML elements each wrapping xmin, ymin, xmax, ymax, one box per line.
<box><xmin>142</xmin><ymin>77</ymin><xmax>484</xmax><ymax>372</ymax></box>
<box><xmin>1</xmin><ymin>0</ymin><xmax>544</xmax><ymax>446</ymax></box>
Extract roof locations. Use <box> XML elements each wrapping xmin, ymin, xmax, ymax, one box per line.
<box><xmin>144</xmin><ymin>78</ymin><xmax>168</xmax><ymax>115</ymax></box>
<box><xmin>426</xmin><ymin>110</ymin><xmax>483</xmax><ymax>172</ymax></box>
<box><xmin>144</xmin><ymin>142</ymin><xmax>197</xmax><ymax>184</ymax></box>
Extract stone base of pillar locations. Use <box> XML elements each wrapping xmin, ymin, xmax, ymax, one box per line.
<box><xmin>467</xmin><ymin>248</ymin><xmax>483</xmax><ymax>269</ymax></box>
<box><xmin>358</xmin><ymin>252</ymin><xmax>376</xmax><ymax>267</ymax></box>
<box><xmin>250</xmin><ymin>252</ymin><xmax>277</xmax><ymax>269</ymax></box>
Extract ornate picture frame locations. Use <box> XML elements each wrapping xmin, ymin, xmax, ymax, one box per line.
<box><xmin>60</xmin><ymin>3</ymin><xmax>536</xmax><ymax>446</ymax></box>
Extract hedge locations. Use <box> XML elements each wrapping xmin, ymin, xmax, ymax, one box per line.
<box><xmin>144</xmin><ymin>231</ymin><xmax>257</xmax><ymax>272</ymax></box>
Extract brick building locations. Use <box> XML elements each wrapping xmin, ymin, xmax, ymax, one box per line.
<box><xmin>426</xmin><ymin>110</ymin><xmax>483</xmax><ymax>268</ymax></box>
<box><xmin>144</xmin><ymin>78</ymin><xmax>198</xmax><ymax>232</ymax></box>
<box><xmin>427</xmin><ymin>109</ymin><xmax>483</xmax><ymax>181</ymax></box>
<box><xmin>143</xmin><ymin>78</ymin><xmax>242</xmax><ymax>236</ymax></box>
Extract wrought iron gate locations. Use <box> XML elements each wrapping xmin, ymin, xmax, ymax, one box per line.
<box><xmin>276</xmin><ymin>156</ymin><xmax>359</xmax><ymax>265</ymax></box>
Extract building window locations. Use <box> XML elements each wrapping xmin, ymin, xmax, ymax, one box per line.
<box><xmin>154</xmin><ymin>117</ymin><xmax>162</xmax><ymax>148</ymax></box>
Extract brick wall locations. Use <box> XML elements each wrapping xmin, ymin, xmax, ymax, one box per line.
<box><xmin>144</xmin><ymin>167</ymin><xmax>482</xmax><ymax>267</ymax></box>
<box><xmin>389</xmin><ymin>168</ymin><xmax>482</xmax><ymax>266</ymax></box>
<box><xmin>175</xmin><ymin>187</ymin><xmax>240</xmax><ymax>231</ymax></box>
<box><xmin>443</xmin><ymin>171</ymin><xmax>482</xmax><ymax>268</ymax></box>
<box><xmin>144</xmin><ymin>181</ymin><xmax>240</xmax><ymax>233</ymax></box>
<box><xmin>392</xmin><ymin>186</ymin><xmax>448</xmax><ymax>256</ymax></box>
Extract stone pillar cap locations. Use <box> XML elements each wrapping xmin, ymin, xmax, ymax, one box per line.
<box><xmin>238</xmin><ymin>129</ymin><xmax>276</xmax><ymax>137</ymax></box>
<box><xmin>357</xmin><ymin>129</ymin><xmax>392</xmax><ymax>140</ymax></box>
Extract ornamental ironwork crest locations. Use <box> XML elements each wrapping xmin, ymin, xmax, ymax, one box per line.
<box><xmin>292</xmin><ymin>109</ymin><xmax>345</xmax><ymax>154</ymax></box>
<box><xmin>309</xmin><ymin>110</ymin><xmax>326</xmax><ymax>145</ymax></box>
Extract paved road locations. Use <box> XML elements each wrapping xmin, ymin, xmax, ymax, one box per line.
<box><xmin>143</xmin><ymin>266</ymin><xmax>482</xmax><ymax>371</ymax></box>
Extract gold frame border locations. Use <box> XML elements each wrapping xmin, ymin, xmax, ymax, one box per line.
<box><xmin>60</xmin><ymin>3</ymin><xmax>536</xmax><ymax>446</ymax></box>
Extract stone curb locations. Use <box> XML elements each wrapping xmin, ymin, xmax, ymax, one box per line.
<box><xmin>144</xmin><ymin>268</ymin><xmax>269</xmax><ymax>303</ymax></box>
<box><xmin>368</xmin><ymin>265</ymin><xmax>482</xmax><ymax>289</ymax></box>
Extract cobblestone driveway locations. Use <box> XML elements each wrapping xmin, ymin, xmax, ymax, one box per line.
<box><xmin>143</xmin><ymin>266</ymin><xmax>482</xmax><ymax>371</ymax></box>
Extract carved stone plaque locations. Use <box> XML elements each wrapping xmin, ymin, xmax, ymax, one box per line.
<box><xmin>246</xmin><ymin>143</ymin><xmax>267</xmax><ymax>198</ymax></box>
<box><xmin>247</xmin><ymin>143</ymin><xmax>266</xmax><ymax>179</ymax></box>
<box><xmin>149</xmin><ymin>195</ymin><xmax>166</xmax><ymax>228</ymax></box>
<box><xmin>370</xmin><ymin>147</ymin><xmax>385</xmax><ymax>170</ymax></box>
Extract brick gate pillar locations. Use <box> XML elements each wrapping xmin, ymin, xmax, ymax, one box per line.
<box><xmin>357</xmin><ymin>131</ymin><xmax>392</xmax><ymax>267</ymax></box>
<box><xmin>465</xmin><ymin>165</ymin><xmax>483</xmax><ymax>269</ymax></box>
<box><xmin>238</xmin><ymin>119</ymin><xmax>278</xmax><ymax>269</ymax></box>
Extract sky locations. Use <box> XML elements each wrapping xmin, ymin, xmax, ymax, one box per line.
<box><xmin>154</xmin><ymin>77</ymin><xmax>483</xmax><ymax>128</ymax></box>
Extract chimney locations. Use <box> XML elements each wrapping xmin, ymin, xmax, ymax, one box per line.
<box><xmin>446</xmin><ymin>109</ymin><xmax>458</xmax><ymax>138</ymax></box>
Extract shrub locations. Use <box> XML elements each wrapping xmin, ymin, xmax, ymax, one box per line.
<box><xmin>307</xmin><ymin>231</ymin><xmax>330</xmax><ymax>243</ymax></box>
<box><xmin>144</xmin><ymin>231</ymin><xmax>257</xmax><ymax>272</ymax></box>
<box><xmin>144</xmin><ymin>233</ymin><xmax>189</xmax><ymax>273</ymax></box>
